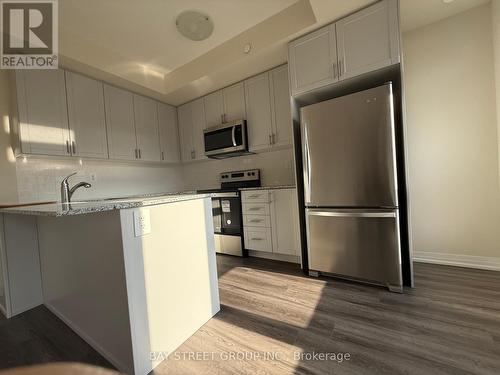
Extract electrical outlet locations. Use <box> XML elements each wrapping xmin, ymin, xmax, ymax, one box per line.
<box><xmin>89</xmin><ymin>173</ymin><xmax>97</xmax><ymax>182</ymax></box>
<box><xmin>134</xmin><ymin>208</ymin><xmax>151</xmax><ymax>237</ymax></box>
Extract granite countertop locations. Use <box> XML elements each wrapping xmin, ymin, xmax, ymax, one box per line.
<box><xmin>0</xmin><ymin>193</ymin><xmax>210</xmax><ymax>217</ymax></box>
<box><xmin>239</xmin><ymin>185</ymin><xmax>296</xmax><ymax>191</ymax></box>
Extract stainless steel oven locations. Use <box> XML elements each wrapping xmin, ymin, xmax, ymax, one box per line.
<box><xmin>198</xmin><ymin>169</ymin><xmax>261</xmax><ymax>257</ymax></box>
<box><xmin>204</xmin><ymin>120</ymin><xmax>250</xmax><ymax>159</ymax></box>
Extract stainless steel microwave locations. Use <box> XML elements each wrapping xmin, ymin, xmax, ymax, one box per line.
<box><xmin>204</xmin><ymin>119</ymin><xmax>251</xmax><ymax>159</ymax></box>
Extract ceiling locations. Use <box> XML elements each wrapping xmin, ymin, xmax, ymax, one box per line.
<box><xmin>400</xmin><ymin>0</ymin><xmax>490</xmax><ymax>32</ymax></box>
<box><xmin>55</xmin><ymin>0</ymin><xmax>491</xmax><ymax>105</ymax></box>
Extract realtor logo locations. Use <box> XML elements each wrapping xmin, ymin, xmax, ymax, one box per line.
<box><xmin>1</xmin><ymin>0</ymin><xmax>58</xmax><ymax>69</ymax></box>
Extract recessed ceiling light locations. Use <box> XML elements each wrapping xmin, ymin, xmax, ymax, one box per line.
<box><xmin>176</xmin><ymin>10</ymin><xmax>214</xmax><ymax>41</ymax></box>
<box><xmin>443</xmin><ymin>0</ymin><xmax>455</xmax><ymax>3</ymax></box>
<box><xmin>243</xmin><ymin>43</ymin><xmax>252</xmax><ymax>54</ymax></box>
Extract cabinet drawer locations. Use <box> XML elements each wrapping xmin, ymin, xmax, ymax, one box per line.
<box><xmin>242</xmin><ymin>203</ymin><xmax>270</xmax><ymax>216</ymax></box>
<box><xmin>243</xmin><ymin>214</ymin><xmax>271</xmax><ymax>228</ymax></box>
<box><xmin>244</xmin><ymin>227</ymin><xmax>272</xmax><ymax>252</ymax></box>
<box><xmin>242</xmin><ymin>190</ymin><xmax>270</xmax><ymax>203</ymax></box>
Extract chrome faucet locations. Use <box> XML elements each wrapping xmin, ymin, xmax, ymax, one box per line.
<box><xmin>61</xmin><ymin>172</ymin><xmax>92</xmax><ymax>204</ymax></box>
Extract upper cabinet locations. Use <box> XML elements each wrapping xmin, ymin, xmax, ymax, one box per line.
<box><xmin>15</xmin><ymin>70</ymin><xmax>70</xmax><ymax>156</ymax></box>
<box><xmin>270</xmin><ymin>65</ymin><xmax>293</xmax><ymax>148</ymax></box>
<box><xmin>191</xmin><ymin>98</ymin><xmax>207</xmax><ymax>161</ymax></box>
<box><xmin>288</xmin><ymin>0</ymin><xmax>400</xmax><ymax>96</ymax></box>
<box><xmin>245</xmin><ymin>72</ymin><xmax>274</xmax><ymax>152</ymax></box>
<box><xmin>65</xmin><ymin>71</ymin><xmax>108</xmax><ymax>159</ymax></box>
<box><xmin>222</xmin><ymin>83</ymin><xmax>246</xmax><ymax>122</ymax></box>
<box><xmin>157</xmin><ymin>103</ymin><xmax>180</xmax><ymax>163</ymax></box>
<box><xmin>204</xmin><ymin>83</ymin><xmax>246</xmax><ymax>128</ymax></box>
<box><xmin>13</xmin><ymin>69</ymin><xmax>180</xmax><ymax>164</ymax></box>
<box><xmin>178</xmin><ymin>103</ymin><xmax>194</xmax><ymax>162</ymax></box>
<box><xmin>104</xmin><ymin>84</ymin><xmax>137</xmax><ymax>161</ymax></box>
<box><xmin>203</xmin><ymin>90</ymin><xmax>224</xmax><ymax>128</ymax></box>
<box><xmin>245</xmin><ymin>66</ymin><xmax>293</xmax><ymax>153</ymax></box>
<box><xmin>336</xmin><ymin>0</ymin><xmax>400</xmax><ymax>80</ymax></box>
<box><xmin>133</xmin><ymin>94</ymin><xmax>161</xmax><ymax>162</ymax></box>
<box><xmin>288</xmin><ymin>25</ymin><xmax>338</xmax><ymax>96</ymax></box>
<box><xmin>178</xmin><ymin>98</ymin><xmax>206</xmax><ymax>162</ymax></box>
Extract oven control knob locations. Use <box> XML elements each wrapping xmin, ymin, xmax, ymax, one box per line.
<box><xmin>226</xmin><ymin>219</ymin><xmax>232</xmax><ymax>225</ymax></box>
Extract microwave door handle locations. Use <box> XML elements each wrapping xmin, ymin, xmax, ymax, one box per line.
<box><xmin>231</xmin><ymin>125</ymin><xmax>237</xmax><ymax>147</ymax></box>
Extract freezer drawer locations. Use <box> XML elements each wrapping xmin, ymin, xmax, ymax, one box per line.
<box><xmin>306</xmin><ymin>209</ymin><xmax>402</xmax><ymax>291</ymax></box>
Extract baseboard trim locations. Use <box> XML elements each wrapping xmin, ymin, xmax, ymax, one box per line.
<box><xmin>413</xmin><ymin>252</ymin><xmax>500</xmax><ymax>272</ymax></box>
<box><xmin>44</xmin><ymin>302</ymin><xmax>131</xmax><ymax>373</ymax></box>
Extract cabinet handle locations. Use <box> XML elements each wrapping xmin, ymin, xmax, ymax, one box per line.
<box><xmin>248</xmin><ymin>194</ymin><xmax>262</xmax><ymax>198</ymax></box>
<box><xmin>135</xmin><ymin>149</ymin><xmax>138</xmax><ymax>159</ymax></box>
<box><xmin>138</xmin><ymin>149</ymin><xmax>141</xmax><ymax>159</ymax></box>
<box><xmin>191</xmin><ymin>150</ymin><xmax>195</xmax><ymax>159</ymax></box>
<box><xmin>249</xmin><ymin>219</ymin><xmax>263</xmax><ymax>223</ymax></box>
<box><xmin>272</xmin><ymin>133</ymin><xmax>276</xmax><ymax>144</ymax></box>
<box><xmin>66</xmin><ymin>140</ymin><xmax>70</xmax><ymax>154</ymax></box>
<box><xmin>333</xmin><ymin>62</ymin><xmax>337</xmax><ymax>79</ymax></box>
<box><xmin>338</xmin><ymin>60</ymin><xmax>343</xmax><ymax>76</ymax></box>
<box><xmin>250</xmin><ymin>238</ymin><xmax>263</xmax><ymax>241</ymax></box>
<box><xmin>269</xmin><ymin>134</ymin><xmax>272</xmax><ymax>145</ymax></box>
<box><xmin>161</xmin><ymin>151</ymin><xmax>164</xmax><ymax>161</ymax></box>
<box><xmin>248</xmin><ymin>207</ymin><xmax>261</xmax><ymax>211</ymax></box>
<box><xmin>72</xmin><ymin>141</ymin><xmax>76</xmax><ymax>154</ymax></box>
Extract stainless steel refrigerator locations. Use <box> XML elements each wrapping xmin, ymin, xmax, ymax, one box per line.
<box><xmin>301</xmin><ymin>83</ymin><xmax>403</xmax><ymax>292</ymax></box>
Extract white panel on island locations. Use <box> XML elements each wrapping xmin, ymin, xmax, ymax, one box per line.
<box><xmin>0</xmin><ymin>194</ymin><xmax>220</xmax><ymax>375</ymax></box>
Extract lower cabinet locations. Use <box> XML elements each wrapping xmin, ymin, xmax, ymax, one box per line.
<box><xmin>270</xmin><ymin>189</ymin><xmax>301</xmax><ymax>256</ymax></box>
<box><xmin>242</xmin><ymin>188</ymin><xmax>300</xmax><ymax>257</ymax></box>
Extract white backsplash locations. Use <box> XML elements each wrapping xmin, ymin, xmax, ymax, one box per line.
<box><xmin>181</xmin><ymin>148</ymin><xmax>296</xmax><ymax>190</ymax></box>
<box><xmin>14</xmin><ymin>148</ymin><xmax>296</xmax><ymax>203</ymax></box>
<box><xmin>15</xmin><ymin>157</ymin><xmax>185</xmax><ymax>203</ymax></box>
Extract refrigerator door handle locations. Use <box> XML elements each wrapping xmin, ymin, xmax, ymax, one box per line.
<box><xmin>303</xmin><ymin>125</ymin><xmax>312</xmax><ymax>204</ymax></box>
<box><xmin>307</xmin><ymin>209</ymin><xmax>396</xmax><ymax>218</ymax></box>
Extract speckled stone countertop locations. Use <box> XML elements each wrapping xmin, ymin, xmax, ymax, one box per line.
<box><xmin>239</xmin><ymin>185</ymin><xmax>296</xmax><ymax>191</ymax></box>
<box><xmin>0</xmin><ymin>193</ymin><xmax>210</xmax><ymax>217</ymax></box>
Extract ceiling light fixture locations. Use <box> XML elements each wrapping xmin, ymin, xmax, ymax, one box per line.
<box><xmin>442</xmin><ymin>0</ymin><xmax>455</xmax><ymax>4</ymax></box>
<box><xmin>176</xmin><ymin>10</ymin><xmax>214</xmax><ymax>41</ymax></box>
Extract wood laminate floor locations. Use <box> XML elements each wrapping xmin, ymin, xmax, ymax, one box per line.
<box><xmin>1</xmin><ymin>256</ymin><xmax>499</xmax><ymax>374</ymax></box>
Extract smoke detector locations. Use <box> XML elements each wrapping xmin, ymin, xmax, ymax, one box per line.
<box><xmin>176</xmin><ymin>10</ymin><xmax>214</xmax><ymax>41</ymax></box>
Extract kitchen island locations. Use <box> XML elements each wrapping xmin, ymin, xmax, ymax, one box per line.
<box><xmin>0</xmin><ymin>194</ymin><xmax>220</xmax><ymax>375</ymax></box>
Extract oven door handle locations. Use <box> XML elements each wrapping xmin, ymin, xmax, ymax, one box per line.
<box><xmin>231</xmin><ymin>125</ymin><xmax>237</xmax><ymax>147</ymax></box>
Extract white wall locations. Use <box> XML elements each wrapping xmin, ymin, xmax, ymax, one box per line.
<box><xmin>15</xmin><ymin>157</ymin><xmax>185</xmax><ymax>203</ymax></box>
<box><xmin>181</xmin><ymin>148</ymin><xmax>295</xmax><ymax>190</ymax></box>
<box><xmin>403</xmin><ymin>4</ymin><xmax>500</xmax><ymax>265</ymax></box>
<box><xmin>493</xmin><ymin>0</ymin><xmax>500</xmax><ymax>186</ymax></box>
<box><xmin>0</xmin><ymin>70</ymin><xmax>18</xmax><ymax>203</ymax></box>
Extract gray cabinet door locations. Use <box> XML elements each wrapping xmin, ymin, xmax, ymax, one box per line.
<box><xmin>204</xmin><ymin>90</ymin><xmax>224</xmax><ymax>128</ymax></box>
<box><xmin>288</xmin><ymin>25</ymin><xmax>338</xmax><ymax>96</ymax></box>
<box><xmin>178</xmin><ymin>102</ymin><xmax>194</xmax><ymax>162</ymax></box>
<box><xmin>336</xmin><ymin>0</ymin><xmax>400</xmax><ymax>80</ymax></box>
<box><xmin>133</xmin><ymin>94</ymin><xmax>161</xmax><ymax>162</ymax></box>
<box><xmin>191</xmin><ymin>98</ymin><xmax>207</xmax><ymax>161</ymax></box>
<box><xmin>65</xmin><ymin>71</ymin><xmax>108</xmax><ymax>159</ymax></box>
<box><xmin>270</xmin><ymin>65</ymin><xmax>293</xmax><ymax>148</ymax></box>
<box><xmin>222</xmin><ymin>82</ymin><xmax>246</xmax><ymax>122</ymax></box>
<box><xmin>158</xmin><ymin>102</ymin><xmax>180</xmax><ymax>163</ymax></box>
<box><xmin>244</xmin><ymin>72</ymin><xmax>273</xmax><ymax>152</ymax></box>
<box><xmin>16</xmin><ymin>70</ymin><xmax>70</xmax><ymax>156</ymax></box>
<box><xmin>104</xmin><ymin>84</ymin><xmax>137</xmax><ymax>161</ymax></box>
